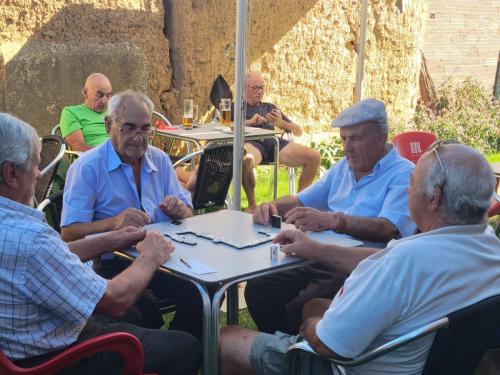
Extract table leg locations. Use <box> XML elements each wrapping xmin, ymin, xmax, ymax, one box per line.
<box><xmin>209</xmin><ymin>286</ymin><xmax>228</xmax><ymax>375</ymax></box>
<box><xmin>189</xmin><ymin>281</ymin><xmax>213</xmax><ymax>375</ymax></box>
<box><xmin>227</xmin><ymin>284</ymin><xmax>239</xmax><ymax>325</ymax></box>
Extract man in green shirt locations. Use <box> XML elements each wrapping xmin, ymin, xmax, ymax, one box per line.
<box><xmin>59</xmin><ymin>73</ymin><xmax>112</xmax><ymax>151</ymax></box>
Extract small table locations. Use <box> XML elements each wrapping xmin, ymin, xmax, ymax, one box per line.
<box><xmin>491</xmin><ymin>162</ymin><xmax>500</xmax><ymax>179</ymax></box>
<box><xmin>155</xmin><ymin>124</ymin><xmax>281</xmax><ymax>199</ymax></box>
<box><xmin>115</xmin><ymin>210</ymin><xmax>363</xmax><ymax>374</ymax></box>
<box><xmin>491</xmin><ymin>162</ymin><xmax>500</xmax><ymax>199</ymax></box>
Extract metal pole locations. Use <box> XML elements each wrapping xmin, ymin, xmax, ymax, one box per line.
<box><xmin>355</xmin><ymin>0</ymin><xmax>368</xmax><ymax>102</ymax></box>
<box><xmin>232</xmin><ymin>0</ymin><xmax>247</xmax><ymax>211</ymax></box>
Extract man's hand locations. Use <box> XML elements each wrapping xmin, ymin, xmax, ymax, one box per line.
<box><xmin>107</xmin><ymin>226</ymin><xmax>147</xmax><ymax>250</ymax></box>
<box><xmin>160</xmin><ymin>195</ymin><xmax>193</xmax><ymax>220</ymax></box>
<box><xmin>264</xmin><ymin>109</ymin><xmax>283</xmax><ymax>128</ymax></box>
<box><xmin>113</xmin><ymin>208</ymin><xmax>151</xmax><ymax>230</ymax></box>
<box><xmin>246</xmin><ymin>113</ymin><xmax>267</xmax><ymax>127</ymax></box>
<box><xmin>285</xmin><ymin>207</ymin><xmax>341</xmax><ymax>232</ymax></box>
<box><xmin>136</xmin><ymin>231</ymin><xmax>174</xmax><ymax>266</ymax></box>
<box><xmin>273</xmin><ymin>229</ymin><xmax>321</xmax><ymax>259</ymax></box>
<box><xmin>253</xmin><ymin>202</ymin><xmax>279</xmax><ymax>225</ymax></box>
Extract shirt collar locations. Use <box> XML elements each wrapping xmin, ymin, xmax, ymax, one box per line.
<box><xmin>105</xmin><ymin>140</ymin><xmax>158</xmax><ymax>173</ymax></box>
<box><xmin>371</xmin><ymin>144</ymin><xmax>397</xmax><ymax>174</ymax></box>
<box><xmin>0</xmin><ymin>195</ymin><xmax>45</xmax><ymax>221</ymax></box>
<box><xmin>387</xmin><ymin>223</ymin><xmax>490</xmax><ymax>249</ymax></box>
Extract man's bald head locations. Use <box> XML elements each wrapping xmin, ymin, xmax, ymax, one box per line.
<box><xmin>82</xmin><ymin>73</ymin><xmax>112</xmax><ymax>113</ymax></box>
<box><xmin>419</xmin><ymin>143</ymin><xmax>495</xmax><ymax>225</ymax></box>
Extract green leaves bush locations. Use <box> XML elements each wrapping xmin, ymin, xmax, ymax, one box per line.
<box><xmin>310</xmin><ymin>137</ymin><xmax>344</xmax><ymax>171</ymax></box>
<box><xmin>409</xmin><ymin>79</ymin><xmax>500</xmax><ymax>153</ymax></box>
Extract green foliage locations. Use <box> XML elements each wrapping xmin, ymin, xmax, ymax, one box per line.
<box><xmin>410</xmin><ymin>79</ymin><xmax>500</xmax><ymax>153</ymax></box>
<box><xmin>487</xmin><ymin>153</ymin><xmax>500</xmax><ymax>162</ymax></box>
<box><xmin>310</xmin><ymin>136</ymin><xmax>344</xmax><ymax>171</ymax></box>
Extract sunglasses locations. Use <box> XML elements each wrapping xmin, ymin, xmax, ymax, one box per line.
<box><xmin>427</xmin><ymin>139</ymin><xmax>460</xmax><ymax>174</ymax></box>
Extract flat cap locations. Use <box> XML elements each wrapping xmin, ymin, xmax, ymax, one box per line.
<box><xmin>332</xmin><ymin>99</ymin><xmax>387</xmax><ymax>128</ymax></box>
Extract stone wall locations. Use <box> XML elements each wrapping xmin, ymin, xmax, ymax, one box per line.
<box><xmin>167</xmin><ymin>0</ymin><xmax>428</xmax><ymax>138</ymax></box>
<box><xmin>0</xmin><ymin>0</ymin><xmax>171</xmax><ymax>135</ymax></box>
<box><xmin>0</xmin><ymin>0</ymin><xmax>427</xmax><ymax>137</ymax></box>
<box><xmin>423</xmin><ymin>0</ymin><xmax>500</xmax><ymax>89</ymax></box>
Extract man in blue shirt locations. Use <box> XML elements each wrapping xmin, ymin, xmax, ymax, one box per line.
<box><xmin>60</xmin><ymin>90</ymin><xmax>202</xmax><ymax>338</ymax></box>
<box><xmin>245</xmin><ymin>99</ymin><xmax>416</xmax><ymax>335</ymax></box>
<box><xmin>0</xmin><ymin>113</ymin><xmax>200</xmax><ymax>374</ymax></box>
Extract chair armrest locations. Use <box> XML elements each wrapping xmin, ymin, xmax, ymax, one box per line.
<box><xmin>36</xmin><ymin>199</ymin><xmax>50</xmax><ymax>212</ymax></box>
<box><xmin>51</xmin><ymin>124</ymin><xmax>60</xmax><ymax>136</ymax></box>
<box><xmin>0</xmin><ymin>332</ymin><xmax>145</xmax><ymax>375</ymax></box>
<box><xmin>40</xmin><ymin>144</ymin><xmax>66</xmax><ymax>176</ymax></box>
<box><xmin>65</xmin><ymin>149</ymin><xmax>82</xmax><ymax>157</ymax></box>
<box><xmin>285</xmin><ymin>317</ymin><xmax>448</xmax><ymax>371</ymax></box>
<box><xmin>173</xmin><ymin>149</ymin><xmax>204</xmax><ymax>168</ymax></box>
<box><xmin>153</xmin><ymin>111</ymin><xmax>174</xmax><ymax>127</ymax></box>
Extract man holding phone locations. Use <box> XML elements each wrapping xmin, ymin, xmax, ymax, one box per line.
<box><xmin>241</xmin><ymin>72</ymin><xmax>321</xmax><ymax>212</ymax></box>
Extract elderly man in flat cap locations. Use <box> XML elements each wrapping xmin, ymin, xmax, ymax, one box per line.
<box><xmin>245</xmin><ymin>99</ymin><xmax>416</xmax><ymax>335</ymax></box>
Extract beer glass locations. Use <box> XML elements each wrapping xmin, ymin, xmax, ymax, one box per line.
<box><xmin>220</xmin><ymin>98</ymin><xmax>231</xmax><ymax>126</ymax></box>
<box><xmin>182</xmin><ymin>99</ymin><xmax>194</xmax><ymax>129</ymax></box>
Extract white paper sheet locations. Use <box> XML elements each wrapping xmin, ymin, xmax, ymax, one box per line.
<box><xmin>173</xmin><ymin>257</ymin><xmax>217</xmax><ymax>275</ymax></box>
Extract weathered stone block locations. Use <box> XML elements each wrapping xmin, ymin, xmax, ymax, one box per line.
<box><xmin>4</xmin><ymin>41</ymin><xmax>149</xmax><ymax>135</ymax></box>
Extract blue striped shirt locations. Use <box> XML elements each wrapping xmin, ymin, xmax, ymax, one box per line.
<box><xmin>0</xmin><ymin>196</ymin><xmax>106</xmax><ymax>359</ymax></box>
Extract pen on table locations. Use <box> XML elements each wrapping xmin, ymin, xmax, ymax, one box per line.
<box><xmin>180</xmin><ymin>257</ymin><xmax>192</xmax><ymax>269</ymax></box>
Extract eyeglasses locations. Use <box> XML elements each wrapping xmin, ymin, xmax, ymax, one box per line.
<box><xmin>120</xmin><ymin>123</ymin><xmax>155</xmax><ymax>137</ymax></box>
<box><xmin>248</xmin><ymin>85</ymin><xmax>265</xmax><ymax>92</ymax></box>
<box><xmin>427</xmin><ymin>139</ymin><xmax>460</xmax><ymax>174</ymax></box>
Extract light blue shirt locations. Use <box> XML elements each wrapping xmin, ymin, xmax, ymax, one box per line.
<box><xmin>297</xmin><ymin>145</ymin><xmax>416</xmax><ymax>237</ymax></box>
<box><xmin>61</xmin><ymin>140</ymin><xmax>192</xmax><ymax>227</ymax></box>
<box><xmin>0</xmin><ymin>196</ymin><xmax>106</xmax><ymax>360</ymax></box>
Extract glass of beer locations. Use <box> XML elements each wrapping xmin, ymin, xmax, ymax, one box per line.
<box><xmin>182</xmin><ymin>99</ymin><xmax>194</xmax><ymax>130</ymax></box>
<box><xmin>220</xmin><ymin>98</ymin><xmax>231</xmax><ymax>126</ymax></box>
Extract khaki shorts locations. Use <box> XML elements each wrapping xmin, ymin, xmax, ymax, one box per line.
<box><xmin>250</xmin><ymin>331</ymin><xmax>342</xmax><ymax>375</ymax></box>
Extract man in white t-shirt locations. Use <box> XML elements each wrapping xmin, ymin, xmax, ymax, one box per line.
<box><xmin>219</xmin><ymin>142</ymin><xmax>500</xmax><ymax>375</ymax></box>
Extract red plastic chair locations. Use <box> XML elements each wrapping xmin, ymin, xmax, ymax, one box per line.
<box><xmin>489</xmin><ymin>201</ymin><xmax>500</xmax><ymax>218</ymax></box>
<box><xmin>0</xmin><ymin>332</ymin><xmax>152</xmax><ymax>375</ymax></box>
<box><xmin>392</xmin><ymin>131</ymin><xmax>437</xmax><ymax>164</ymax></box>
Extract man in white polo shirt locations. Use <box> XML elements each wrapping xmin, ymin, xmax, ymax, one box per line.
<box><xmin>219</xmin><ymin>142</ymin><xmax>500</xmax><ymax>375</ymax></box>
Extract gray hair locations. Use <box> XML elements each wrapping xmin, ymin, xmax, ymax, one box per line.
<box><xmin>420</xmin><ymin>146</ymin><xmax>495</xmax><ymax>225</ymax></box>
<box><xmin>0</xmin><ymin>113</ymin><xmax>39</xmax><ymax>183</ymax></box>
<box><xmin>107</xmin><ymin>90</ymin><xmax>154</xmax><ymax>122</ymax></box>
<box><xmin>372</xmin><ymin>120</ymin><xmax>388</xmax><ymax>138</ymax></box>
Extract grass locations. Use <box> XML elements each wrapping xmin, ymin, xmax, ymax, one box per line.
<box><xmin>163</xmin><ymin>308</ymin><xmax>257</xmax><ymax>331</ymax></box>
<box><xmin>487</xmin><ymin>153</ymin><xmax>500</xmax><ymax>163</ymax></box>
<box><xmin>238</xmin><ymin>165</ymin><xmax>303</xmax><ymax>210</ymax></box>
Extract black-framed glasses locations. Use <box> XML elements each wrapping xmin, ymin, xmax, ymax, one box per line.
<box><xmin>248</xmin><ymin>85</ymin><xmax>265</xmax><ymax>92</ymax></box>
<box><xmin>120</xmin><ymin>123</ymin><xmax>155</xmax><ymax>137</ymax></box>
<box><xmin>427</xmin><ymin>139</ymin><xmax>460</xmax><ymax>174</ymax></box>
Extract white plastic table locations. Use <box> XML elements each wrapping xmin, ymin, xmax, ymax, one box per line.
<box><xmin>116</xmin><ymin>210</ymin><xmax>363</xmax><ymax>374</ymax></box>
